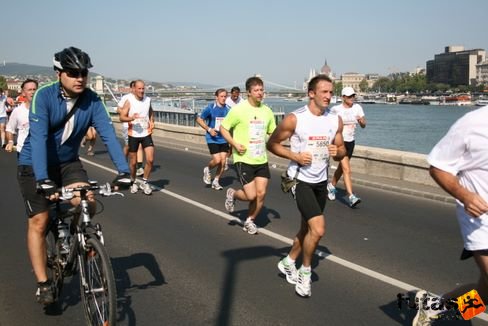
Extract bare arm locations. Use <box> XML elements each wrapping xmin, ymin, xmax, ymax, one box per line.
<box><xmin>118</xmin><ymin>100</ymin><xmax>135</xmax><ymax>122</ymax></box>
<box><xmin>330</xmin><ymin>116</ymin><xmax>346</xmax><ymax>160</ymax></box>
<box><xmin>5</xmin><ymin>131</ymin><xmax>14</xmax><ymax>152</ymax></box>
<box><xmin>357</xmin><ymin>116</ymin><xmax>366</xmax><ymax>128</ymax></box>
<box><xmin>430</xmin><ymin>166</ymin><xmax>488</xmax><ymax>218</ymax></box>
<box><xmin>196</xmin><ymin>116</ymin><xmax>217</xmax><ymax>137</ymax></box>
<box><xmin>148</xmin><ymin>105</ymin><xmax>154</xmax><ymax>132</ymax></box>
<box><xmin>266</xmin><ymin>114</ymin><xmax>312</xmax><ymax>166</ymax></box>
<box><xmin>220</xmin><ymin>126</ymin><xmax>246</xmax><ymax>155</ymax></box>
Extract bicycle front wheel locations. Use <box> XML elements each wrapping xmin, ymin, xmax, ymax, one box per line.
<box><xmin>78</xmin><ymin>237</ymin><xmax>117</xmax><ymax>326</ymax></box>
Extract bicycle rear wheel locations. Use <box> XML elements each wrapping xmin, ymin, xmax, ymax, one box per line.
<box><xmin>78</xmin><ymin>237</ymin><xmax>117</xmax><ymax>326</ymax></box>
<box><xmin>45</xmin><ymin>229</ymin><xmax>63</xmax><ymax>299</ymax></box>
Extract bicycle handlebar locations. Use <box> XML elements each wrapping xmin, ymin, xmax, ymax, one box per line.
<box><xmin>57</xmin><ymin>180</ymin><xmax>130</xmax><ymax>201</ymax></box>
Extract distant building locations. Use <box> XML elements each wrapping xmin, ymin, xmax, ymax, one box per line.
<box><xmin>365</xmin><ymin>73</ymin><xmax>379</xmax><ymax>89</ymax></box>
<box><xmin>6</xmin><ymin>79</ymin><xmax>22</xmax><ymax>92</ymax></box>
<box><xmin>426</xmin><ymin>45</ymin><xmax>486</xmax><ymax>86</ymax></box>
<box><xmin>340</xmin><ymin>72</ymin><xmax>365</xmax><ymax>93</ymax></box>
<box><xmin>476</xmin><ymin>60</ymin><xmax>488</xmax><ymax>85</ymax></box>
<box><xmin>302</xmin><ymin>58</ymin><xmax>335</xmax><ymax>90</ymax></box>
<box><xmin>320</xmin><ymin>60</ymin><xmax>331</xmax><ymax>76</ymax></box>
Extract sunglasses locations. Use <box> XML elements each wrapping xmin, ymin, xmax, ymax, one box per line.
<box><xmin>64</xmin><ymin>69</ymin><xmax>89</xmax><ymax>78</ymax></box>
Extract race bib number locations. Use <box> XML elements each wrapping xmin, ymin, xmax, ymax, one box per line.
<box><xmin>249</xmin><ymin>139</ymin><xmax>265</xmax><ymax>158</ymax></box>
<box><xmin>249</xmin><ymin>120</ymin><xmax>265</xmax><ymax>139</ymax></box>
<box><xmin>214</xmin><ymin>117</ymin><xmax>224</xmax><ymax>132</ymax></box>
<box><xmin>248</xmin><ymin>120</ymin><xmax>266</xmax><ymax>158</ymax></box>
<box><xmin>132</xmin><ymin>116</ymin><xmax>149</xmax><ymax>133</ymax></box>
<box><xmin>305</xmin><ymin>136</ymin><xmax>329</xmax><ymax>164</ymax></box>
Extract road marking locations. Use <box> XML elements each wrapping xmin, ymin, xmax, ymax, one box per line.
<box><xmin>81</xmin><ymin>158</ymin><xmax>488</xmax><ymax>321</ymax></box>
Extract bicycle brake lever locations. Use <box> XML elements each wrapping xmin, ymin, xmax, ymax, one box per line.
<box><xmin>60</xmin><ymin>187</ymin><xmax>74</xmax><ymax>200</ymax></box>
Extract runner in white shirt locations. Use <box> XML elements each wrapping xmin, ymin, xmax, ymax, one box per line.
<box><xmin>267</xmin><ymin>75</ymin><xmax>346</xmax><ymax>298</ymax></box>
<box><xmin>117</xmin><ymin>81</ymin><xmax>145</xmax><ymax>176</ymax></box>
<box><xmin>412</xmin><ymin>105</ymin><xmax>488</xmax><ymax>325</ymax></box>
<box><xmin>224</xmin><ymin>86</ymin><xmax>243</xmax><ymax>170</ymax></box>
<box><xmin>5</xmin><ymin>79</ymin><xmax>38</xmax><ymax>153</ymax></box>
<box><xmin>119</xmin><ymin>80</ymin><xmax>155</xmax><ymax>195</ymax></box>
<box><xmin>225</xmin><ymin>86</ymin><xmax>243</xmax><ymax>108</ymax></box>
<box><xmin>327</xmin><ymin>86</ymin><xmax>366</xmax><ymax>207</ymax></box>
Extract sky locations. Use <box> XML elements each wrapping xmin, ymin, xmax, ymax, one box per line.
<box><xmin>2</xmin><ymin>0</ymin><xmax>487</xmax><ymax>88</ymax></box>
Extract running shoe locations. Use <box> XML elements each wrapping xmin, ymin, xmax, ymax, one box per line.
<box><xmin>136</xmin><ymin>167</ymin><xmax>144</xmax><ymax>176</ymax></box>
<box><xmin>225</xmin><ymin>188</ymin><xmax>235</xmax><ymax>212</ymax></box>
<box><xmin>278</xmin><ymin>258</ymin><xmax>298</xmax><ymax>284</ymax></box>
<box><xmin>349</xmin><ymin>194</ymin><xmax>361</xmax><ymax>208</ymax></box>
<box><xmin>212</xmin><ymin>179</ymin><xmax>223</xmax><ymax>190</ymax></box>
<box><xmin>203</xmin><ymin>167</ymin><xmax>211</xmax><ymax>185</ymax></box>
<box><xmin>327</xmin><ymin>183</ymin><xmax>337</xmax><ymax>201</ymax></box>
<box><xmin>130</xmin><ymin>182</ymin><xmax>139</xmax><ymax>194</ymax></box>
<box><xmin>36</xmin><ymin>280</ymin><xmax>55</xmax><ymax>305</ymax></box>
<box><xmin>412</xmin><ymin>290</ymin><xmax>438</xmax><ymax>326</ymax></box>
<box><xmin>86</xmin><ymin>149</ymin><xmax>95</xmax><ymax>156</ymax></box>
<box><xmin>242</xmin><ymin>220</ymin><xmax>258</xmax><ymax>235</ymax></box>
<box><xmin>295</xmin><ymin>269</ymin><xmax>312</xmax><ymax>298</ymax></box>
<box><xmin>140</xmin><ymin>182</ymin><xmax>153</xmax><ymax>195</ymax></box>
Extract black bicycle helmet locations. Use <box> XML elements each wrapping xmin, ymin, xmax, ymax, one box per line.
<box><xmin>53</xmin><ymin>46</ymin><xmax>93</xmax><ymax>71</ymax></box>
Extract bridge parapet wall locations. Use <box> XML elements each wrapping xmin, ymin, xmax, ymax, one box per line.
<box><xmin>114</xmin><ymin>120</ymin><xmax>435</xmax><ymax>187</ymax></box>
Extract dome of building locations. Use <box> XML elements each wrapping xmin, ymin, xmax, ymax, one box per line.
<box><xmin>320</xmin><ymin>59</ymin><xmax>331</xmax><ymax>76</ymax></box>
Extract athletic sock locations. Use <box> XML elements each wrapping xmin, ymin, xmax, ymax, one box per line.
<box><xmin>300</xmin><ymin>265</ymin><xmax>311</xmax><ymax>273</ymax></box>
<box><xmin>285</xmin><ymin>255</ymin><xmax>296</xmax><ymax>265</ymax></box>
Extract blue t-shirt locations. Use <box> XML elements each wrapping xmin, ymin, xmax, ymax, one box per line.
<box><xmin>199</xmin><ymin>102</ymin><xmax>230</xmax><ymax>144</ymax></box>
<box><xmin>19</xmin><ymin>81</ymin><xmax>129</xmax><ymax>180</ymax></box>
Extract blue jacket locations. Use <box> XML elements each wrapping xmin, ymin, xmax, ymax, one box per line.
<box><xmin>18</xmin><ymin>81</ymin><xmax>130</xmax><ymax>180</ymax></box>
<box><xmin>199</xmin><ymin>102</ymin><xmax>230</xmax><ymax>144</ymax></box>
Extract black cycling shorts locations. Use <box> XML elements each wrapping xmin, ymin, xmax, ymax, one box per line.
<box><xmin>17</xmin><ymin>160</ymin><xmax>89</xmax><ymax>217</ymax></box>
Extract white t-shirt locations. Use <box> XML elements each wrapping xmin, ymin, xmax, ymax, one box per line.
<box><xmin>225</xmin><ymin>96</ymin><xmax>242</xmax><ymax>108</ymax></box>
<box><xmin>330</xmin><ymin>103</ymin><xmax>364</xmax><ymax>142</ymax></box>
<box><xmin>287</xmin><ymin>105</ymin><xmax>339</xmax><ymax>183</ymax></box>
<box><xmin>427</xmin><ymin>105</ymin><xmax>488</xmax><ymax>250</ymax></box>
<box><xmin>127</xmin><ymin>94</ymin><xmax>152</xmax><ymax>138</ymax></box>
<box><xmin>6</xmin><ymin>103</ymin><xmax>30</xmax><ymax>152</ymax></box>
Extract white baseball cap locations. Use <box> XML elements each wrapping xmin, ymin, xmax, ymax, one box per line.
<box><xmin>341</xmin><ymin>87</ymin><xmax>356</xmax><ymax>97</ymax></box>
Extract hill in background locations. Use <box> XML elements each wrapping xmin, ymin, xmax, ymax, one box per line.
<box><xmin>0</xmin><ymin>62</ymin><xmax>56</xmax><ymax>77</ymax></box>
<box><xmin>0</xmin><ymin>62</ymin><xmax>217</xmax><ymax>89</ymax></box>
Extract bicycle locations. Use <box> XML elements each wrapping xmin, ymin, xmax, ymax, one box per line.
<box><xmin>44</xmin><ymin>180</ymin><xmax>127</xmax><ymax>326</ymax></box>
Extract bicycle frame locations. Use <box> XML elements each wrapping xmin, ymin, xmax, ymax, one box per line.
<box><xmin>45</xmin><ymin>181</ymin><xmax>123</xmax><ymax>325</ymax></box>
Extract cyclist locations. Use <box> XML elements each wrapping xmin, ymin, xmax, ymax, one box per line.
<box><xmin>16</xmin><ymin>46</ymin><xmax>130</xmax><ymax>305</ymax></box>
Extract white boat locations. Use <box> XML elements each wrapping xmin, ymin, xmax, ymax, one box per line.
<box><xmin>475</xmin><ymin>99</ymin><xmax>488</xmax><ymax>106</ymax></box>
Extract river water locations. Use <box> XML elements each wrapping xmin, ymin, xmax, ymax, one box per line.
<box><xmin>262</xmin><ymin>98</ymin><xmax>480</xmax><ymax>154</ymax></box>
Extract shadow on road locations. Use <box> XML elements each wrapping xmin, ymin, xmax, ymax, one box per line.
<box><xmin>112</xmin><ymin>253</ymin><xmax>166</xmax><ymax>325</ymax></box>
<box><xmin>217</xmin><ymin>244</ymin><xmax>330</xmax><ymax>326</ymax></box>
<box><xmin>43</xmin><ymin>274</ymin><xmax>83</xmax><ymax>316</ymax></box>
<box><xmin>228</xmin><ymin>206</ymin><xmax>281</xmax><ymax>229</ymax></box>
<box><xmin>149</xmin><ymin>179</ymin><xmax>170</xmax><ymax>189</ymax></box>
